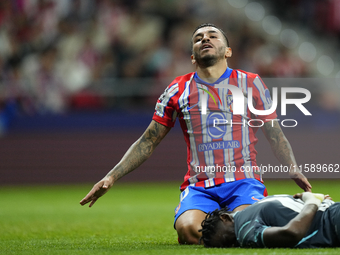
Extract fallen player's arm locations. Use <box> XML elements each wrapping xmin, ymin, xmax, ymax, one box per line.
<box><xmin>262</xmin><ymin>193</ymin><xmax>323</xmax><ymax>248</ymax></box>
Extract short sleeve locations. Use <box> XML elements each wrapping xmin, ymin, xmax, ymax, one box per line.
<box><xmin>152</xmin><ymin>83</ymin><xmax>179</xmax><ymax>127</ymax></box>
<box><xmin>250</xmin><ymin>76</ymin><xmax>277</xmax><ymax>122</ymax></box>
<box><xmin>237</xmin><ymin>219</ymin><xmax>268</xmax><ymax>248</ymax></box>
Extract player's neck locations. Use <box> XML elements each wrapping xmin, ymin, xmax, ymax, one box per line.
<box><xmin>196</xmin><ymin>61</ymin><xmax>228</xmax><ymax>84</ymax></box>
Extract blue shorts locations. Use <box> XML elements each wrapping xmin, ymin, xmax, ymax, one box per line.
<box><xmin>174</xmin><ymin>179</ymin><xmax>266</xmax><ymax>226</ymax></box>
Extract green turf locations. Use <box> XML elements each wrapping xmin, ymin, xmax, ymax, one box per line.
<box><xmin>1</xmin><ymin>180</ymin><xmax>340</xmax><ymax>255</ymax></box>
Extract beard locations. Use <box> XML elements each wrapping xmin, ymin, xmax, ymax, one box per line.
<box><xmin>193</xmin><ymin>46</ymin><xmax>225</xmax><ymax>68</ymax></box>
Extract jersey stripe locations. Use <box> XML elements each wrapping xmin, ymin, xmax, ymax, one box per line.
<box><xmin>253</xmin><ymin>76</ymin><xmax>271</xmax><ymax>110</ymax></box>
<box><xmin>155</xmin><ymin>83</ymin><xmax>179</xmax><ymax>118</ymax></box>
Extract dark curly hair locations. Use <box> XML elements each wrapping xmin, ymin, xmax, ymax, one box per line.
<box><xmin>199</xmin><ymin>207</ymin><xmax>233</xmax><ymax>247</ymax></box>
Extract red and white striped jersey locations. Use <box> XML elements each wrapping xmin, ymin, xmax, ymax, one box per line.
<box><xmin>152</xmin><ymin>67</ymin><xmax>277</xmax><ymax>191</ymax></box>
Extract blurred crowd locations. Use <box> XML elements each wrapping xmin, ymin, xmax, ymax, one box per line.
<box><xmin>267</xmin><ymin>0</ymin><xmax>340</xmax><ymax>40</ymax></box>
<box><xmin>0</xmin><ymin>0</ymin><xmax>338</xmax><ymax>119</ymax></box>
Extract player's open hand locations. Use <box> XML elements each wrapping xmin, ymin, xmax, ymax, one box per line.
<box><xmin>324</xmin><ymin>194</ymin><xmax>332</xmax><ymax>200</ymax></box>
<box><xmin>289</xmin><ymin>171</ymin><xmax>312</xmax><ymax>192</ymax></box>
<box><xmin>80</xmin><ymin>177</ymin><xmax>114</xmax><ymax>207</ymax></box>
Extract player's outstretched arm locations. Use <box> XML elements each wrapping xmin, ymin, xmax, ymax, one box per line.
<box><xmin>80</xmin><ymin>120</ymin><xmax>171</xmax><ymax>207</ymax></box>
<box><xmin>261</xmin><ymin>120</ymin><xmax>312</xmax><ymax>192</ymax></box>
<box><xmin>262</xmin><ymin>192</ymin><xmax>324</xmax><ymax>248</ymax></box>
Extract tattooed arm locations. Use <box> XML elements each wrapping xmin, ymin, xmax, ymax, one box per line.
<box><xmin>261</xmin><ymin>120</ymin><xmax>312</xmax><ymax>191</ymax></box>
<box><xmin>80</xmin><ymin>120</ymin><xmax>171</xmax><ymax>207</ymax></box>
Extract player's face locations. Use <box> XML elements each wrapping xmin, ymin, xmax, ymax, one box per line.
<box><xmin>191</xmin><ymin>26</ymin><xmax>231</xmax><ymax>67</ymax></box>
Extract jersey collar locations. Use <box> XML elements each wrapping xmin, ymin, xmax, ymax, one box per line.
<box><xmin>193</xmin><ymin>67</ymin><xmax>233</xmax><ymax>86</ymax></box>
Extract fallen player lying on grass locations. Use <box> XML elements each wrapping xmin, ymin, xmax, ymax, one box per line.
<box><xmin>200</xmin><ymin>192</ymin><xmax>340</xmax><ymax>248</ymax></box>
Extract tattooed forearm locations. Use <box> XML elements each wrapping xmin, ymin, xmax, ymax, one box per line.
<box><xmin>138</xmin><ymin>121</ymin><xmax>164</xmax><ymax>156</ymax></box>
<box><xmin>106</xmin><ymin>121</ymin><xmax>171</xmax><ymax>181</ymax></box>
<box><xmin>261</xmin><ymin>121</ymin><xmax>297</xmax><ymax>166</ymax></box>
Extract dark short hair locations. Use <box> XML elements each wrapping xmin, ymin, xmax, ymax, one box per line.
<box><xmin>191</xmin><ymin>23</ymin><xmax>230</xmax><ymax>48</ymax></box>
<box><xmin>199</xmin><ymin>207</ymin><xmax>232</xmax><ymax>247</ymax></box>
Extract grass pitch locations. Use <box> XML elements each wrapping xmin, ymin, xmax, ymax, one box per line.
<box><xmin>1</xmin><ymin>180</ymin><xmax>340</xmax><ymax>255</ymax></box>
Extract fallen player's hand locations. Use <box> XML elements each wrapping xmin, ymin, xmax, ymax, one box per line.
<box><xmin>294</xmin><ymin>192</ymin><xmax>325</xmax><ymax>207</ymax></box>
<box><xmin>324</xmin><ymin>194</ymin><xmax>332</xmax><ymax>200</ymax></box>
<box><xmin>293</xmin><ymin>193</ymin><xmax>303</xmax><ymax>200</ymax></box>
<box><xmin>294</xmin><ymin>193</ymin><xmax>331</xmax><ymax>201</ymax></box>
<box><xmin>80</xmin><ymin>176</ymin><xmax>114</xmax><ymax>207</ymax></box>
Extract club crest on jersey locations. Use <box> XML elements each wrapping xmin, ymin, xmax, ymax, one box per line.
<box><xmin>226</xmin><ymin>93</ymin><xmax>233</xmax><ymax>113</ymax></box>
